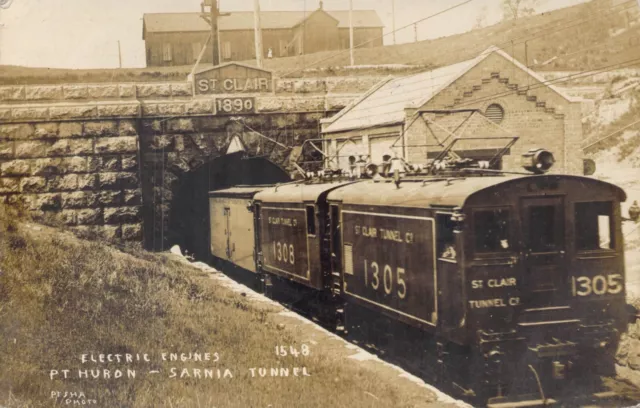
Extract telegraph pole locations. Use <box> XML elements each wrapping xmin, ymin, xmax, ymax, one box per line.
<box><xmin>210</xmin><ymin>0</ymin><xmax>220</xmax><ymax>66</ymax></box>
<box><xmin>117</xmin><ymin>40</ymin><xmax>122</xmax><ymax>68</ymax></box>
<box><xmin>253</xmin><ymin>0</ymin><xmax>264</xmax><ymax>68</ymax></box>
<box><xmin>0</xmin><ymin>24</ymin><xmax>4</xmax><ymax>65</ymax></box>
<box><xmin>349</xmin><ymin>0</ymin><xmax>355</xmax><ymax>66</ymax></box>
<box><xmin>392</xmin><ymin>0</ymin><xmax>396</xmax><ymax>45</ymax></box>
<box><xmin>414</xmin><ymin>23</ymin><xmax>417</xmax><ymax>42</ymax></box>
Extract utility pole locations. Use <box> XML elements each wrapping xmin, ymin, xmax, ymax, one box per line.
<box><xmin>210</xmin><ymin>0</ymin><xmax>220</xmax><ymax>65</ymax></box>
<box><xmin>253</xmin><ymin>0</ymin><xmax>264</xmax><ymax>68</ymax></box>
<box><xmin>349</xmin><ymin>0</ymin><xmax>355</xmax><ymax>66</ymax></box>
<box><xmin>414</xmin><ymin>23</ymin><xmax>417</xmax><ymax>42</ymax></box>
<box><xmin>201</xmin><ymin>0</ymin><xmax>229</xmax><ymax>66</ymax></box>
<box><xmin>117</xmin><ymin>40</ymin><xmax>122</xmax><ymax>68</ymax></box>
<box><xmin>392</xmin><ymin>0</ymin><xmax>396</xmax><ymax>45</ymax></box>
<box><xmin>0</xmin><ymin>24</ymin><xmax>4</xmax><ymax>65</ymax></box>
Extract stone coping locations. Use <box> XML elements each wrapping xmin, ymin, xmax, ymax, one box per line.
<box><xmin>0</xmin><ymin>95</ymin><xmax>358</xmax><ymax>122</ymax></box>
<box><xmin>0</xmin><ymin>77</ymin><xmax>385</xmax><ymax>103</ymax></box>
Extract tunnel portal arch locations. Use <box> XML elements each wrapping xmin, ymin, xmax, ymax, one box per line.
<box><xmin>160</xmin><ymin>152</ymin><xmax>291</xmax><ymax>260</ymax></box>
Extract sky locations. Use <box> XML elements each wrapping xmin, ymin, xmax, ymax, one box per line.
<box><xmin>0</xmin><ymin>0</ymin><xmax>590</xmax><ymax>69</ymax></box>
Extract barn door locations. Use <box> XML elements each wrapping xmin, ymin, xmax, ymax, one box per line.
<box><xmin>520</xmin><ymin>197</ymin><xmax>568</xmax><ymax>307</ymax></box>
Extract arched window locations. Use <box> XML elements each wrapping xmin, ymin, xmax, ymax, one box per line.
<box><xmin>485</xmin><ymin>103</ymin><xmax>505</xmax><ymax>124</ymax></box>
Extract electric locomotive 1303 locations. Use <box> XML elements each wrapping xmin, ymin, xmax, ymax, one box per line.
<box><xmin>209</xmin><ymin>148</ymin><xmax>638</xmax><ymax>407</ymax></box>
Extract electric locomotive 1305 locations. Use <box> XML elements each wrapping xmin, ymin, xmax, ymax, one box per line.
<box><xmin>209</xmin><ymin>148</ymin><xmax>638</xmax><ymax>407</ymax></box>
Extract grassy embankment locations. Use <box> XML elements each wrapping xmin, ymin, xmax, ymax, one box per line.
<box><xmin>0</xmin><ymin>205</ymin><xmax>435</xmax><ymax>408</ymax></box>
<box><xmin>2</xmin><ymin>1</ymin><xmax>639</xmax><ymax>85</ymax></box>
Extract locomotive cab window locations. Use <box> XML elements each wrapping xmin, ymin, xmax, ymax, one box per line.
<box><xmin>575</xmin><ymin>201</ymin><xmax>615</xmax><ymax>250</ymax></box>
<box><xmin>436</xmin><ymin>213</ymin><xmax>457</xmax><ymax>261</ymax></box>
<box><xmin>306</xmin><ymin>205</ymin><xmax>316</xmax><ymax>236</ymax></box>
<box><xmin>529</xmin><ymin>205</ymin><xmax>558</xmax><ymax>252</ymax></box>
<box><xmin>474</xmin><ymin>208</ymin><xmax>511</xmax><ymax>253</ymax></box>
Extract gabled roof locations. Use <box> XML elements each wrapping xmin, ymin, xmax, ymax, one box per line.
<box><xmin>322</xmin><ymin>46</ymin><xmax>579</xmax><ymax>134</ymax></box>
<box><xmin>142</xmin><ymin>10</ymin><xmax>383</xmax><ymax>35</ymax></box>
<box><xmin>194</xmin><ymin>61</ymin><xmax>272</xmax><ymax>75</ymax></box>
<box><xmin>296</xmin><ymin>10</ymin><xmax>383</xmax><ymax>29</ymax></box>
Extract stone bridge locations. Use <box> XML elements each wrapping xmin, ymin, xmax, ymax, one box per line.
<box><xmin>0</xmin><ymin>77</ymin><xmax>380</xmax><ymax>255</ymax></box>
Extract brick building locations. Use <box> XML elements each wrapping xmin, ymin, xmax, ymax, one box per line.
<box><xmin>320</xmin><ymin>46</ymin><xmax>584</xmax><ymax>175</ymax></box>
<box><xmin>142</xmin><ymin>4</ymin><xmax>383</xmax><ymax>67</ymax></box>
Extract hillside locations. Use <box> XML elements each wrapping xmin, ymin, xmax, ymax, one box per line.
<box><xmin>1</xmin><ymin>0</ymin><xmax>639</xmax><ymax>85</ymax></box>
<box><xmin>0</xmin><ymin>205</ymin><xmax>455</xmax><ymax>408</ymax></box>
<box><xmin>263</xmin><ymin>0</ymin><xmax>640</xmax><ymax>77</ymax></box>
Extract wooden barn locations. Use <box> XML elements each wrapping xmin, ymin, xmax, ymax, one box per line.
<box><xmin>142</xmin><ymin>4</ymin><xmax>384</xmax><ymax>67</ymax></box>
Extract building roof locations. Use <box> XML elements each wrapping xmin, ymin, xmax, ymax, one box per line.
<box><xmin>322</xmin><ymin>46</ymin><xmax>579</xmax><ymax>134</ymax></box>
<box><xmin>142</xmin><ymin>10</ymin><xmax>383</xmax><ymax>35</ymax></box>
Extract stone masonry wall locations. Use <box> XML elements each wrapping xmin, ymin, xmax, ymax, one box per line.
<box><xmin>0</xmin><ymin>119</ymin><xmax>142</xmax><ymax>241</ymax></box>
<box><xmin>0</xmin><ymin>80</ymin><xmax>357</xmax><ymax>246</ymax></box>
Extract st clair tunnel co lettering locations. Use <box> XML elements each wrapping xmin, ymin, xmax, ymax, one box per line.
<box><xmin>354</xmin><ymin>225</ymin><xmax>414</xmax><ymax>244</ymax></box>
<box><xmin>469</xmin><ymin>278</ymin><xmax>520</xmax><ymax>309</ymax></box>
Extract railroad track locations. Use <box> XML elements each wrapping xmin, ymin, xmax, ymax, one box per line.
<box><xmin>217</xmin><ymin>263</ymin><xmax>640</xmax><ymax>408</ymax></box>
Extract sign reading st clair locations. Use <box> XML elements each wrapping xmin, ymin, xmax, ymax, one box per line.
<box><xmin>198</xmin><ymin>78</ymin><xmax>271</xmax><ymax>93</ymax></box>
<box><xmin>193</xmin><ymin>62</ymin><xmax>274</xmax><ymax>95</ymax></box>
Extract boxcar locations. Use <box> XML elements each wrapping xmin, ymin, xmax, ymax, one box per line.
<box><xmin>209</xmin><ymin>186</ymin><xmax>269</xmax><ymax>273</ymax></box>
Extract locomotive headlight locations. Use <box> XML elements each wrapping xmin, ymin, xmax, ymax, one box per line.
<box><xmin>451</xmin><ymin>208</ymin><xmax>466</xmax><ymax>223</ymax></box>
<box><xmin>364</xmin><ymin>163</ymin><xmax>379</xmax><ymax>178</ymax></box>
<box><xmin>522</xmin><ymin>148</ymin><xmax>555</xmax><ymax>174</ymax></box>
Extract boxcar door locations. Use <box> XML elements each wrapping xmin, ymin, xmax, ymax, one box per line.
<box><xmin>224</xmin><ymin>206</ymin><xmax>232</xmax><ymax>259</ymax></box>
<box><xmin>520</xmin><ymin>197</ymin><xmax>568</xmax><ymax>307</ymax></box>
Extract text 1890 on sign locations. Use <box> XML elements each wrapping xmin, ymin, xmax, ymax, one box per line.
<box><xmin>215</xmin><ymin>97</ymin><xmax>255</xmax><ymax>114</ymax></box>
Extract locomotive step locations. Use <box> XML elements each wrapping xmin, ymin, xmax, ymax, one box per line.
<box><xmin>487</xmin><ymin>398</ymin><xmax>557</xmax><ymax>408</ymax></box>
<box><xmin>518</xmin><ymin>306</ymin><xmax>574</xmax><ymax>324</ymax></box>
<box><xmin>488</xmin><ymin>390</ymin><xmax>624</xmax><ymax>408</ymax></box>
<box><xmin>517</xmin><ymin>319</ymin><xmax>580</xmax><ymax>327</ymax></box>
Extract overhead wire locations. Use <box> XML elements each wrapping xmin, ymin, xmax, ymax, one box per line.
<box><xmin>280</xmin><ymin>0</ymin><xmax>634</xmax><ymax>80</ymax></box>
<box><xmin>315</xmin><ymin>1</ymin><xmax>639</xmax><ymax>127</ymax></box>
<box><xmin>400</xmin><ymin>0</ymin><xmax>637</xmax><ymax>67</ymax></box>
<box><xmin>319</xmin><ymin>56</ymin><xmax>640</xmax><ymax>128</ymax></box>
<box><xmin>280</xmin><ymin>0</ymin><xmax>477</xmax><ymax>78</ymax></box>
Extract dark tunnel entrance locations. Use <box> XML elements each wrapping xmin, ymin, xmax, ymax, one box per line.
<box><xmin>164</xmin><ymin>152</ymin><xmax>291</xmax><ymax>261</ymax></box>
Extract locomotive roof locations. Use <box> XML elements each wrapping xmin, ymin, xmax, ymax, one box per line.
<box><xmin>327</xmin><ymin>176</ymin><xmax>514</xmax><ymax>208</ymax></box>
<box><xmin>208</xmin><ymin>185</ymin><xmax>273</xmax><ymax>198</ymax></box>
<box><xmin>254</xmin><ymin>181</ymin><xmax>356</xmax><ymax>204</ymax></box>
<box><xmin>326</xmin><ymin>175</ymin><xmax>626</xmax><ymax>208</ymax></box>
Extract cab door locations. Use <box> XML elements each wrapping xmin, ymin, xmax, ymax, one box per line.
<box><xmin>520</xmin><ymin>196</ymin><xmax>568</xmax><ymax>308</ymax></box>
